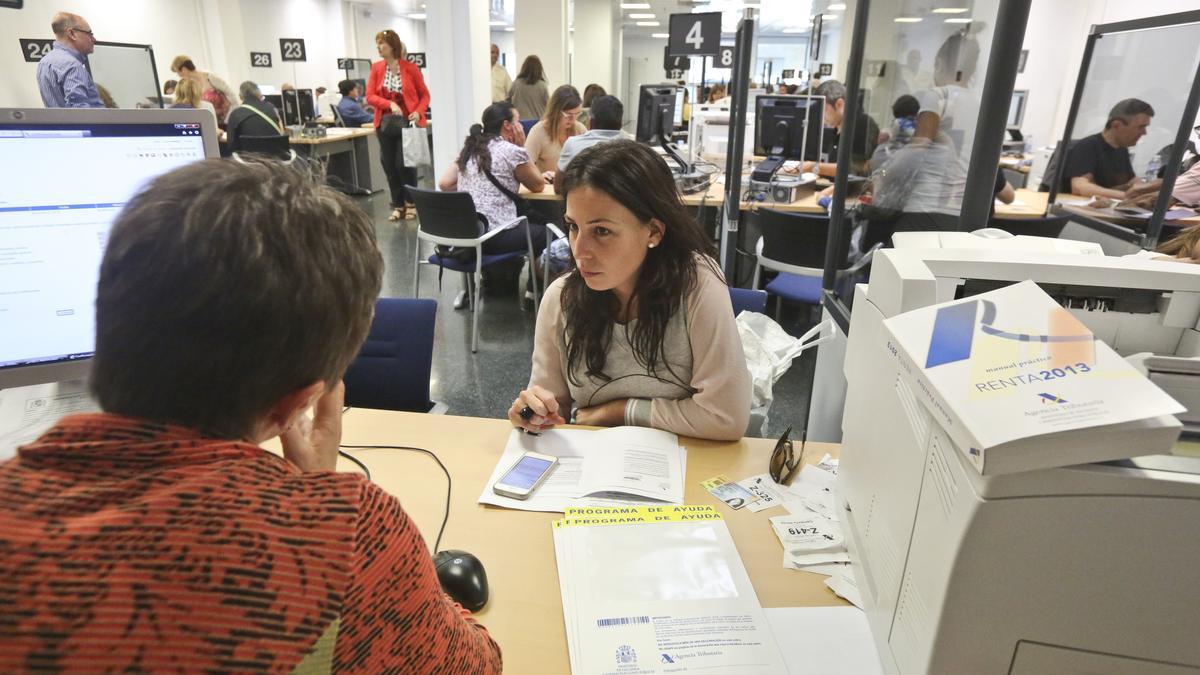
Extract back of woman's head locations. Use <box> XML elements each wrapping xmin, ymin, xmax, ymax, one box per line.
<box><xmin>457</xmin><ymin>101</ymin><xmax>516</xmax><ymax>173</ymax></box>
<box><xmin>518</xmin><ymin>55</ymin><xmax>546</xmax><ymax>83</ymax></box>
<box><xmin>582</xmin><ymin>83</ymin><xmax>606</xmax><ymax>108</ymax></box>
<box><xmin>174</xmin><ymin>77</ymin><xmax>203</xmax><ymax>107</ymax></box>
<box><xmin>557</xmin><ymin>140</ymin><xmax>718</xmax><ymax>381</ymax></box>
<box><xmin>544</xmin><ymin>84</ymin><xmax>583</xmax><ymax>139</ymax></box>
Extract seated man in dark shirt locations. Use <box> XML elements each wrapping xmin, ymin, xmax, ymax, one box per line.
<box><xmin>1046</xmin><ymin>98</ymin><xmax>1154</xmax><ymax>198</ymax></box>
<box><xmin>800</xmin><ymin>79</ymin><xmax>880</xmax><ymax>177</ymax></box>
<box><xmin>335</xmin><ymin>78</ymin><xmax>374</xmax><ymax>127</ymax></box>
<box><xmin>225</xmin><ymin>80</ymin><xmax>284</xmax><ymax>153</ymax></box>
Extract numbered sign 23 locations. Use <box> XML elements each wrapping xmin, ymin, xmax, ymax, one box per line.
<box><xmin>668</xmin><ymin>12</ymin><xmax>720</xmax><ymax>58</ymax></box>
<box><xmin>19</xmin><ymin>39</ymin><xmax>54</xmax><ymax>63</ymax></box>
<box><xmin>279</xmin><ymin>38</ymin><xmax>307</xmax><ymax>62</ymax></box>
<box><xmin>250</xmin><ymin>51</ymin><xmax>272</xmax><ymax>68</ymax></box>
<box><xmin>406</xmin><ymin>52</ymin><xmax>427</xmax><ymax>68</ymax></box>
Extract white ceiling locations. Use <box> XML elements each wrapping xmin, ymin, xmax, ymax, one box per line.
<box><xmin>371</xmin><ymin>0</ymin><xmax>847</xmax><ymax>38</ymax></box>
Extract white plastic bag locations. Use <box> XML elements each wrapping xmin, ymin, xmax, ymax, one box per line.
<box><xmin>736</xmin><ymin>313</ymin><xmax>833</xmax><ymax>434</ymax></box>
<box><xmin>402</xmin><ymin>125</ymin><xmax>431</xmax><ymax>167</ymax></box>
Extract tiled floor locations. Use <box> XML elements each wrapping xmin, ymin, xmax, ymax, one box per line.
<box><xmin>359</xmin><ymin>192</ymin><xmax>818</xmax><ymax>440</ymax></box>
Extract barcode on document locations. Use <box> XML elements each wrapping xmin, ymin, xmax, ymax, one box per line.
<box><xmin>596</xmin><ymin>616</ymin><xmax>650</xmax><ymax>628</ymax></box>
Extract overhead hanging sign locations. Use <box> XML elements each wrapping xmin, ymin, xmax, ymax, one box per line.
<box><xmin>279</xmin><ymin>38</ymin><xmax>307</xmax><ymax>62</ymax></box>
<box><xmin>250</xmin><ymin>51</ymin><xmax>272</xmax><ymax>68</ymax></box>
<box><xmin>19</xmin><ymin>38</ymin><xmax>54</xmax><ymax>62</ymax></box>
<box><xmin>668</xmin><ymin>12</ymin><xmax>721</xmax><ymax>57</ymax></box>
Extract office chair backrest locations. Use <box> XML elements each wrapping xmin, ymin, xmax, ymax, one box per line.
<box><xmin>988</xmin><ymin>214</ymin><xmax>1070</xmax><ymax>239</ymax></box>
<box><xmin>408</xmin><ymin>187</ymin><xmax>487</xmax><ymax>239</ymax></box>
<box><xmin>756</xmin><ymin>208</ymin><xmax>831</xmax><ymax>270</ymax></box>
<box><xmin>238</xmin><ymin>134</ymin><xmax>291</xmax><ymax>160</ymax></box>
<box><xmin>330</xmin><ymin>102</ymin><xmax>345</xmax><ymax>126</ymax></box>
<box><xmin>343</xmin><ymin>297</ymin><xmax>437</xmax><ymax>412</ymax></box>
<box><xmin>520</xmin><ymin>119</ymin><xmax>537</xmax><ymax>135</ymax></box>
<box><xmin>729</xmin><ymin>287</ymin><xmax>768</xmax><ymax>315</ymax></box>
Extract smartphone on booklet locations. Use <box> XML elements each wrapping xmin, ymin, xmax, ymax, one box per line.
<box><xmin>492</xmin><ymin>451</ymin><xmax>558</xmax><ymax>500</ymax></box>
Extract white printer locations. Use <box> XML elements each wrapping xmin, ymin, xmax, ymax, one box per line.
<box><xmin>838</xmin><ymin>248</ymin><xmax>1200</xmax><ymax>673</ymax></box>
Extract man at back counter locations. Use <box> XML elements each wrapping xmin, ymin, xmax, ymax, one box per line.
<box><xmin>1041</xmin><ymin>98</ymin><xmax>1155</xmax><ymax>199</ymax></box>
<box><xmin>797</xmin><ymin>79</ymin><xmax>880</xmax><ymax>178</ymax></box>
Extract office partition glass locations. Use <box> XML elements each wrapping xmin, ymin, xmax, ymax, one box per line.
<box><xmin>820</xmin><ymin>0</ymin><xmax>1019</xmax><ymax>328</ymax></box>
<box><xmin>88</xmin><ymin>42</ymin><xmax>164</xmax><ymax>109</ymax></box>
<box><xmin>1048</xmin><ymin>13</ymin><xmax>1200</xmax><ymax>248</ymax></box>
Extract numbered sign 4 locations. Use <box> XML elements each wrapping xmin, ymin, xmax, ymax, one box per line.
<box><xmin>668</xmin><ymin>12</ymin><xmax>721</xmax><ymax>58</ymax></box>
<box><xmin>250</xmin><ymin>51</ymin><xmax>272</xmax><ymax>68</ymax></box>
<box><xmin>20</xmin><ymin>39</ymin><xmax>55</xmax><ymax>63</ymax></box>
<box><xmin>279</xmin><ymin>38</ymin><xmax>307</xmax><ymax>62</ymax></box>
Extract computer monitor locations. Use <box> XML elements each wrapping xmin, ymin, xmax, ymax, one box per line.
<box><xmin>264</xmin><ymin>93</ymin><xmax>284</xmax><ymax>116</ymax></box>
<box><xmin>1008</xmin><ymin>90</ymin><xmax>1028</xmax><ymax>128</ymax></box>
<box><xmin>281</xmin><ymin>89</ymin><xmax>316</xmax><ymax>126</ymax></box>
<box><xmin>753</xmin><ymin>95</ymin><xmax>825</xmax><ymax>161</ymax></box>
<box><xmin>635</xmin><ymin>84</ymin><xmax>680</xmax><ymax>144</ymax></box>
<box><xmin>0</xmin><ymin>108</ymin><xmax>219</xmax><ymax>389</ymax></box>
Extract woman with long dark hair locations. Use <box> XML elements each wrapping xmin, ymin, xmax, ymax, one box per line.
<box><xmin>507</xmin><ymin>140</ymin><xmax>751</xmax><ymax>441</ymax></box>
<box><xmin>508</xmin><ymin>55</ymin><xmax>549</xmax><ymax>120</ymax></box>
<box><xmin>366</xmin><ymin>29</ymin><xmax>431</xmax><ymax>222</ymax></box>
<box><xmin>437</xmin><ymin>101</ymin><xmax>550</xmax><ymax>254</ymax></box>
<box><xmin>525</xmin><ymin>84</ymin><xmax>586</xmax><ymax>173</ymax></box>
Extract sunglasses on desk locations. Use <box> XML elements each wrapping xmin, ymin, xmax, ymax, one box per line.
<box><xmin>769</xmin><ymin>426</ymin><xmax>807</xmax><ymax>486</ymax></box>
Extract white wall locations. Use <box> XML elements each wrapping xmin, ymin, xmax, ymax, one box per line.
<box><xmin>490</xmin><ymin>30</ymin><xmax>517</xmax><ymax>78</ymax></box>
<box><xmin>1</xmin><ymin>0</ymin><xmax>209</xmax><ymax>108</ymax></box>
<box><xmin>571</xmin><ymin>0</ymin><xmax>615</xmax><ymax>95</ymax></box>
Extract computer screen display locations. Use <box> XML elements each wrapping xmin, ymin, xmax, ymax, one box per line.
<box><xmin>1008</xmin><ymin>90</ymin><xmax>1028</xmax><ymax>128</ymax></box>
<box><xmin>636</xmin><ymin>85</ymin><xmax>681</xmax><ymax>143</ymax></box>
<box><xmin>754</xmin><ymin>95</ymin><xmax>825</xmax><ymax>160</ymax></box>
<box><xmin>0</xmin><ymin>110</ymin><xmax>215</xmax><ymax>387</ymax></box>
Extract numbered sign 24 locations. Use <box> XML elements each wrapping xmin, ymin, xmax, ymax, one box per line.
<box><xmin>250</xmin><ymin>51</ymin><xmax>272</xmax><ymax>68</ymax></box>
<box><xmin>668</xmin><ymin>12</ymin><xmax>721</xmax><ymax>58</ymax></box>
<box><xmin>279</xmin><ymin>38</ymin><xmax>307</xmax><ymax>62</ymax></box>
<box><xmin>20</xmin><ymin>38</ymin><xmax>54</xmax><ymax>63</ymax></box>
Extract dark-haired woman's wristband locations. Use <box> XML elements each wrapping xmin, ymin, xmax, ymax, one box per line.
<box><xmin>624</xmin><ymin>398</ymin><xmax>652</xmax><ymax>427</ymax></box>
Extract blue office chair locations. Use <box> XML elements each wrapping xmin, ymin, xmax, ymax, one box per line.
<box><xmin>520</xmin><ymin>119</ymin><xmax>538</xmax><ymax>135</ymax></box>
<box><xmin>409</xmin><ymin>187</ymin><xmax>539</xmax><ymax>352</ymax></box>
<box><xmin>343</xmin><ymin>297</ymin><xmax>446</xmax><ymax>413</ymax></box>
<box><xmin>729</xmin><ymin>288</ymin><xmax>768</xmax><ymax>316</ymax></box>
<box><xmin>751</xmin><ymin>209</ymin><xmax>830</xmax><ymax>320</ymax></box>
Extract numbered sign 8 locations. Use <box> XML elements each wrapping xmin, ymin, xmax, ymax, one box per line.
<box><xmin>668</xmin><ymin>12</ymin><xmax>721</xmax><ymax>58</ymax></box>
<box><xmin>279</xmin><ymin>38</ymin><xmax>307</xmax><ymax>62</ymax></box>
<box><xmin>250</xmin><ymin>51</ymin><xmax>272</xmax><ymax>68</ymax></box>
<box><xmin>19</xmin><ymin>38</ymin><xmax>55</xmax><ymax>63</ymax></box>
<box><xmin>717</xmin><ymin>46</ymin><xmax>735</xmax><ymax>69</ymax></box>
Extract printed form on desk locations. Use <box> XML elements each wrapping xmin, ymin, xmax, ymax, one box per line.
<box><xmin>0</xmin><ymin>380</ymin><xmax>99</xmax><ymax>461</ymax></box>
<box><xmin>553</xmin><ymin>505</ymin><xmax>786</xmax><ymax>674</ymax></box>
<box><xmin>478</xmin><ymin>427</ymin><xmax>686</xmax><ymax>513</ymax></box>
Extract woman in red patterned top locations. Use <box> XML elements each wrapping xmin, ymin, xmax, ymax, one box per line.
<box><xmin>366</xmin><ymin>29</ymin><xmax>431</xmax><ymax>223</ymax></box>
<box><xmin>0</xmin><ymin>160</ymin><xmax>501</xmax><ymax>674</ymax></box>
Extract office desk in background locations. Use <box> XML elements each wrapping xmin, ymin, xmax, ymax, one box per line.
<box><xmin>523</xmin><ymin>182</ymin><xmax>1051</xmax><ymax>221</ymax></box>
<box><xmin>289</xmin><ymin>126</ymin><xmax>386</xmax><ymax>194</ymax></box>
<box><xmin>312</xmin><ymin>410</ymin><xmax>847</xmax><ymax>674</ymax></box>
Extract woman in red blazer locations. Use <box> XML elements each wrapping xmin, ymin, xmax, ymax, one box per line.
<box><xmin>366</xmin><ymin>29</ymin><xmax>430</xmax><ymax>221</ymax></box>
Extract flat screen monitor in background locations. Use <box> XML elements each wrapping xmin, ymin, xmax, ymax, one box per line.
<box><xmin>280</xmin><ymin>90</ymin><xmax>315</xmax><ymax>126</ymax></box>
<box><xmin>259</xmin><ymin>84</ymin><xmax>279</xmax><ymax>96</ymax></box>
<box><xmin>673</xmin><ymin>88</ymin><xmax>685</xmax><ymax>128</ymax></box>
<box><xmin>751</xmin><ymin>95</ymin><xmax>825</xmax><ymax>182</ymax></box>
<box><xmin>754</xmin><ymin>95</ymin><xmax>825</xmax><ymax>160</ymax></box>
<box><xmin>635</xmin><ymin>84</ymin><xmax>688</xmax><ymax>173</ymax></box>
<box><xmin>264</xmin><ymin>93</ymin><xmax>284</xmax><ymax>116</ymax></box>
<box><xmin>0</xmin><ymin>108</ymin><xmax>219</xmax><ymax>389</ymax></box>
<box><xmin>1008</xmin><ymin>89</ymin><xmax>1028</xmax><ymax>128</ymax></box>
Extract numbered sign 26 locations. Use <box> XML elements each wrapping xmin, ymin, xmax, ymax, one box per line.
<box><xmin>717</xmin><ymin>46</ymin><xmax>735</xmax><ymax>69</ymax></box>
<box><xmin>19</xmin><ymin>38</ymin><xmax>54</xmax><ymax>63</ymax></box>
<box><xmin>250</xmin><ymin>51</ymin><xmax>272</xmax><ymax>68</ymax></box>
<box><xmin>406</xmin><ymin>52</ymin><xmax>427</xmax><ymax>68</ymax></box>
<box><xmin>279</xmin><ymin>38</ymin><xmax>307</xmax><ymax>62</ymax></box>
<box><xmin>668</xmin><ymin>12</ymin><xmax>720</xmax><ymax>58</ymax></box>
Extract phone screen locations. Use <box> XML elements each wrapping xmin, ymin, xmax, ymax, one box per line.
<box><xmin>500</xmin><ymin>455</ymin><xmax>554</xmax><ymax>490</ymax></box>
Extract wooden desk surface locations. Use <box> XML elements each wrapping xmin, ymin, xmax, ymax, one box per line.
<box><xmin>331</xmin><ymin>410</ymin><xmax>845</xmax><ymax>674</ymax></box>
<box><xmin>1056</xmin><ymin>196</ymin><xmax>1200</xmax><ymax>228</ymax></box>
<box><xmin>288</xmin><ymin>126</ymin><xmax>375</xmax><ymax>145</ymax></box>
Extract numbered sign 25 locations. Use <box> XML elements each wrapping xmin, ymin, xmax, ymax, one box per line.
<box><xmin>20</xmin><ymin>38</ymin><xmax>54</xmax><ymax>63</ymax></box>
<box><xmin>250</xmin><ymin>51</ymin><xmax>272</xmax><ymax>68</ymax></box>
<box><xmin>279</xmin><ymin>38</ymin><xmax>307</xmax><ymax>62</ymax></box>
<box><xmin>717</xmin><ymin>46</ymin><xmax>735</xmax><ymax>69</ymax></box>
<box><xmin>406</xmin><ymin>52</ymin><xmax>427</xmax><ymax>69</ymax></box>
<box><xmin>668</xmin><ymin>12</ymin><xmax>720</xmax><ymax>58</ymax></box>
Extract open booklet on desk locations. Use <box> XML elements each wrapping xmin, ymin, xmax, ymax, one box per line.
<box><xmin>477</xmin><ymin>427</ymin><xmax>686</xmax><ymax>513</ymax></box>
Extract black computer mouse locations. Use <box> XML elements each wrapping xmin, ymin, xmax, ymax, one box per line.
<box><xmin>433</xmin><ymin>549</ymin><xmax>489</xmax><ymax>612</ymax></box>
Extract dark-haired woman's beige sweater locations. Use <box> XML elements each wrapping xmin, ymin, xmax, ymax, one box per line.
<box><xmin>529</xmin><ymin>257</ymin><xmax>752</xmax><ymax>441</ymax></box>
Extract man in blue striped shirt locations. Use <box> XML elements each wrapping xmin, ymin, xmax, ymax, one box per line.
<box><xmin>36</xmin><ymin>12</ymin><xmax>103</xmax><ymax>109</ymax></box>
